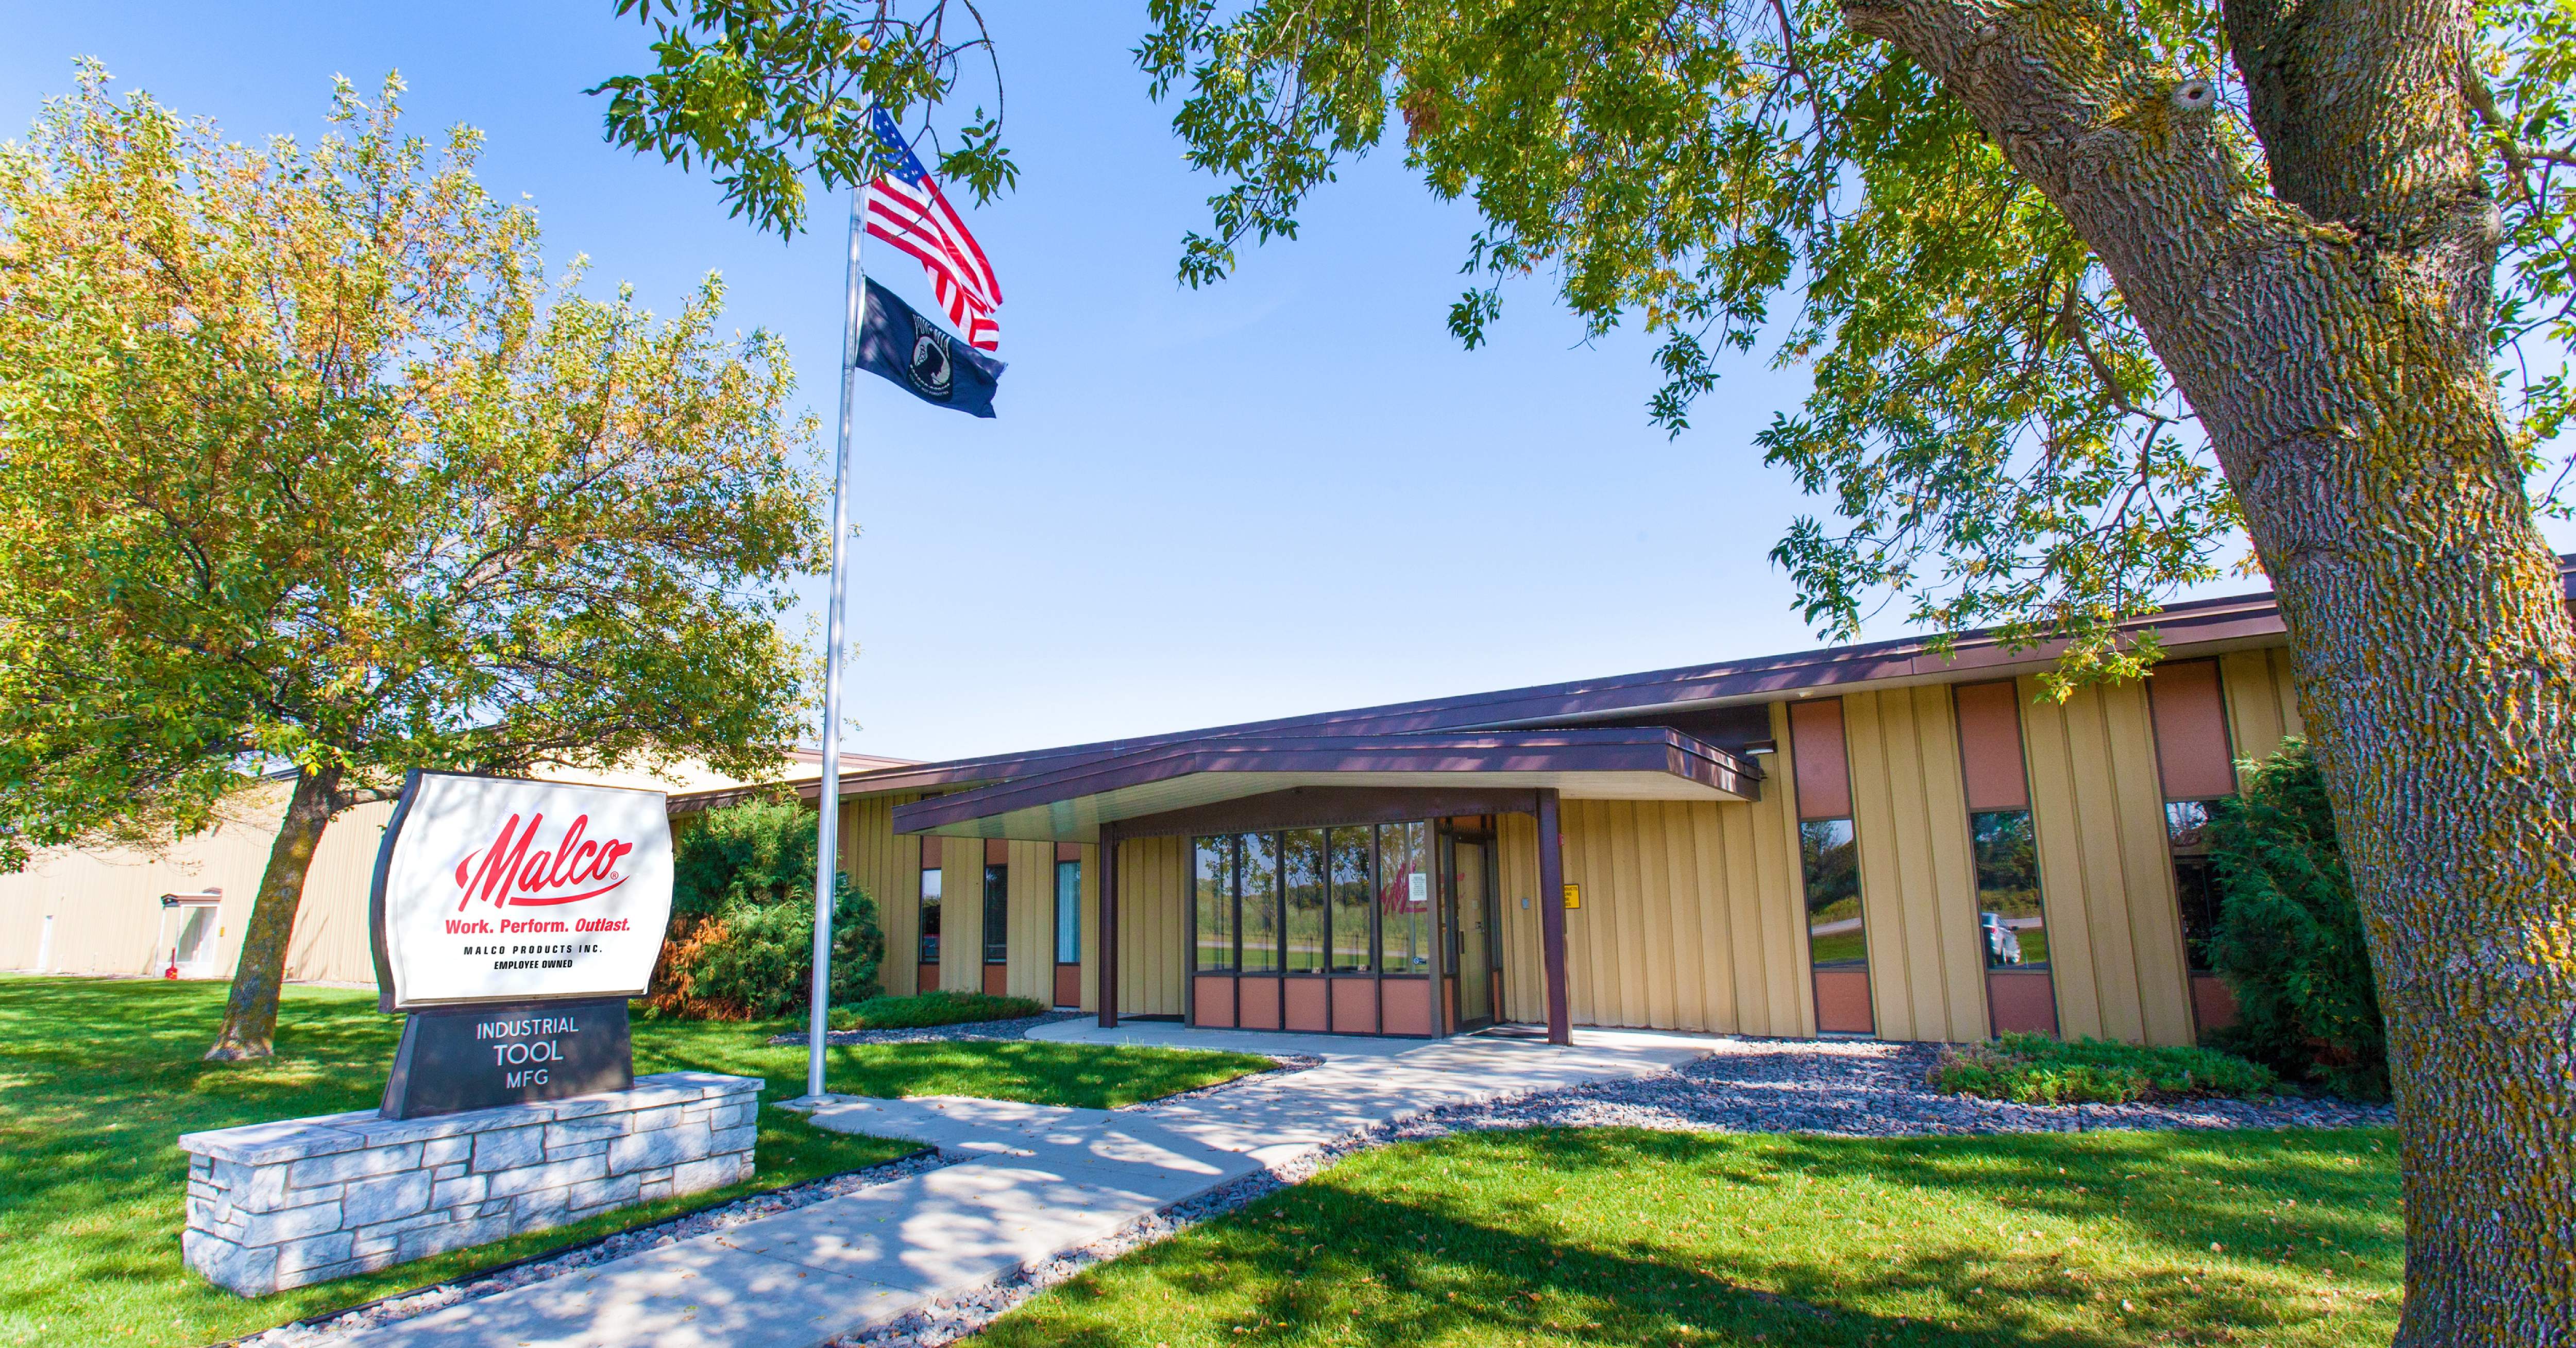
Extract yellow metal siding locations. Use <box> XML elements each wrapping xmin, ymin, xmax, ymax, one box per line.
<box><xmin>840</xmin><ymin>794</ymin><xmax>920</xmax><ymax>998</ymax></box>
<box><xmin>2019</xmin><ymin>675</ymin><xmax>2198</xmax><ymax>1046</ymax></box>
<box><xmin>1007</xmin><ymin>840</ymin><xmax>1052</xmax><ymax>1002</ymax></box>
<box><xmin>1842</xmin><ymin>687</ymin><xmax>1988</xmax><ymax>1042</ymax></box>
<box><xmin>2221</xmin><ymin>645</ymin><xmax>2307</xmax><ymax>769</ymax></box>
<box><xmin>938</xmin><ymin>837</ymin><xmax>981</xmax><ymax>992</ymax></box>
<box><xmin>1115</xmin><ymin>836</ymin><xmax>1188</xmax><ymax>1017</ymax></box>
<box><xmin>0</xmin><ymin>786</ymin><xmax>387</xmax><ymax>984</ymax></box>
<box><xmin>1492</xmin><ymin>706</ymin><xmax>1809</xmax><ymax>1036</ymax></box>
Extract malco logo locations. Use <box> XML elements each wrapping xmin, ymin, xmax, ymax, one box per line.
<box><xmin>453</xmin><ymin>813</ymin><xmax>635</xmax><ymax>910</ymax></box>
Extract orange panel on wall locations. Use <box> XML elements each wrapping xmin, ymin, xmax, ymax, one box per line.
<box><xmin>1330</xmin><ymin>977</ymin><xmax>1378</xmax><ymax>1034</ymax></box>
<box><xmin>1380</xmin><ymin>979</ymin><xmax>1434</xmax><ymax>1036</ymax></box>
<box><xmin>1789</xmin><ymin>699</ymin><xmax>1853</xmax><ymax>819</ymax></box>
<box><xmin>1237</xmin><ymin>976</ymin><xmax>1282</xmax><ymax>1030</ymax></box>
<box><xmin>1987</xmin><ymin>969</ymin><xmax>2059</xmax><ymax>1035</ymax></box>
<box><xmin>1193</xmin><ymin>975</ymin><xmax>1236</xmax><ymax>1028</ymax></box>
<box><xmin>982</xmin><ymin>963</ymin><xmax>1008</xmax><ymax>997</ymax></box>
<box><xmin>2149</xmin><ymin>660</ymin><xmax>2236</xmax><ymax>798</ymax></box>
<box><xmin>985</xmin><ymin>838</ymin><xmax>1010</xmax><ymax>865</ymax></box>
<box><xmin>1284</xmin><ymin>978</ymin><xmax>1329</xmax><ymax>1032</ymax></box>
<box><xmin>1812</xmin><ymin>968</ymin><xmax>1873</xmax><ymax>1034</ymax></box>
<box><xmin>917</xmin><ymin>963</ymin><xmax>938</xmax><ymax>993</ymax></box>
<box><xmin>1054</xmin><ymin>964</ymin><xmax>1082</xmax><ymax>1010</ymax></box>
<box><xmin>1953</xmin><ymin>681</ymin><xmax>2031</xmax><ymax>811</ymax></box>
<box><xmin>2191</xmin><ymin>974</ymin><xmax>2241</xmax><ymax>1032</ymax></box>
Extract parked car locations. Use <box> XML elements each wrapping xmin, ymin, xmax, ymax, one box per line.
<box><xmin>1980</xmin><ymin>911</ymin><xmax>2024</xmax><ymax>966</ymax></box>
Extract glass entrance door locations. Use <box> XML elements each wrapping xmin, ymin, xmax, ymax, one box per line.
<box><xmin>1447</xmin><ymin>833</ymin><xmax>1498</xmax><ymax>1031</ymax></box>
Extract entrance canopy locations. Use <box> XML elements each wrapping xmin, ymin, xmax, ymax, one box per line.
<box><xmin>889</xmin><ymin>728</ymin><xmax>1759</xmax><ymax>842</ymax></box>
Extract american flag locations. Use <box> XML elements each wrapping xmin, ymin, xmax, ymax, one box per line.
<box><xmin>865</xmin><ymin>107</ymin><xmax>1002</xmax><ymax>351</ymax></box>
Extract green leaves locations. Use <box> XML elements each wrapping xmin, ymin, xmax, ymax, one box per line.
<box><xmin>591</xmin><ymin>0</ymin><xmax>1016</xmax><ymax>237</ymax></box>
<box><xmin>0</xmin><ymin>69</ymin><xmax>829</xmax><ymax>861</ymax></box>
<box><xmin>1138</xmin><ymin>0</ymin><xmax>2569</xmax><ymax>684</ymax></box>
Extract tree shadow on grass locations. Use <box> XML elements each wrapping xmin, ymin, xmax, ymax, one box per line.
<box><xmin>980</xmin><ymin>1125</ymin><xmax>2400</xmax><ymax>1347</ymax></box>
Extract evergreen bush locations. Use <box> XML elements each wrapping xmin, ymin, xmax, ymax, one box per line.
<box><xmin>2204</xmin><ymin>738</ymin><xmax>2390</xmax><ymax>1101</ymax></box>
<box><xmin>646</xmin><ymin>798</ymin><xmax>884</xmax><ymax>1019</ymax></box>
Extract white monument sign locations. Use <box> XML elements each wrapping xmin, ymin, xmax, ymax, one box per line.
<box><xmin>371</xmin><ymin>771</ymin><xmax>674</xmax><ymax>1011</ymax></box>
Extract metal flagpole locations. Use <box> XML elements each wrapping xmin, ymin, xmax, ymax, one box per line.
<box><xmin>808</xmin><ymin>181</ymin><xmax>868</xmax><ymax>1100</ymax></box>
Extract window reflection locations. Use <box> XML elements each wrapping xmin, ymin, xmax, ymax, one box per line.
<box><xmin>1970</xmin><ymin>809</ymin><xmax>2045</xmax><ymax>969</ymax></box>
<box><xmin>982</xmin><ymin>863</ymin><xmax>1009</xmax><ymax>965</ymax></box>
<box><xmin>1328</xmin><ymin>826</ymin><xmax>1373</xmax><ymax>972</ymax></box>
<box><xmin>2167</xmin><ymin>799</ymin><xmax>2222</xmax><ymax>972</ymax></box>
<box><xmin>1194</xmin><ymin>838</ymin><xmax>1235</xmax><ymax>971</ymax></box>
<box><xmin>1283</xmin><ymin>828</ymin><xmax>1327</xmax><ymax>974</ymax></box>
<box><xmin>1241</xmin><ymin>832</ymin><xmax>1282</xmax><ymax>974</ymax></box>
<box><xmin>1802</xmin><ymin>819</ymin><xmax>1863</xmax><ymax>968</ymax></box>
<box><xmin>1380</xmin><ymin>822</ymin><xmax>1432</xmax><ymax>974</ymax></box>
<box><xmin>919</xmin><ymin>866</ymin><xmax>942</xmax><ymax>966</ymax></box>
<box><xmin>1054</xmin><ymin>860</ymin><xmax>1080</xmax><ymax>964</ymax></box>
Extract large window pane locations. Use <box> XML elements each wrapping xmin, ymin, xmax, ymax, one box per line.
<box><xmin>1283</xmin><ymin>828</ymin><xmax>1327</xmax><ymax>973</ymax></box>
<box><xmin>920</xmin><ymin>867</ymin><xmax>943</xmax><ymax>966</ymax></box>
<box><xmin>1802</xmin><ymin>819</ymin><xmax>1865</xmax><ymax>968</ymax></box>
<box><xmin>1054</xmin><ymin>859</ymin><xmax>1080</xmax><ymax>964</ymax></box>
<box><xmin>1194</xmin><ymin>837</ymin><xmax>1235</xmax><ymax>971</ymax></box>
<box><xmin>1328</xmin><ymin>825</ymin><xmax>1374</xmax><ymax>972</ymax></box>
<box><xmin>1379</xmin><ymin>822</ymin><xmax>1432</xmax><ymax>974</ymax></box>
<box><xmin>982</xmin><ymin>864</ymin><xmax>1009</xmax><ymax>964</ymax></box>
<box><xmin>2167</xmin><ymin>799</ymin><xmax>2222</xmax><ymax>972</ymax></box>
<box><xmin>1241</xmin><ymin>832</ymin><xmax>1282</xmax><ymax>972</ymax></box>
<box><xmin>1970</xmin><ymin>809</ymin><xmax>2046</xmax><ymax>969</ymax></box>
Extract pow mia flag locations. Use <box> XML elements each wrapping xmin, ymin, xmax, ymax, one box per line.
<box><xmin>857</xmin><ymin>278</ymin><xmax>1004</xmax><ymax>418</ymax></box>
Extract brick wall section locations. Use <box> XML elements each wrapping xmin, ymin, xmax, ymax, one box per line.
<box><xmin>178</xmin><ymin>1071</ymin><xmax>760</xmax><ymax>1296</ymax></box>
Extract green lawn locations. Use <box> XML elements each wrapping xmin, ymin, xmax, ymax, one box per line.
<box><xmin>984</xmin><ymin>1126</ymin><xmax>2402</xmax><ymax>1347</ymax></box>
<box><xmin>0</xmin><ymin>976</ymin><xmax>1269</xmax><ymax>1347</ymax></box>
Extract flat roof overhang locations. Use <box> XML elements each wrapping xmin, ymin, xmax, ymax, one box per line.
<box><xmin>889</xmin><ymin>729</ymin><xmax>1760</xmax><ymax>842</ymax></box>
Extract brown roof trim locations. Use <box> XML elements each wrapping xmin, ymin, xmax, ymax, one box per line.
<box><xmin>889</xmin><ymin>729</ymin><xmax>1758</xmax><ymax>835</ymax></box>
<box><xmin>708</xmin><ymin>560</ymin><xmax>2576</xmax><ymax>814</ymax></box>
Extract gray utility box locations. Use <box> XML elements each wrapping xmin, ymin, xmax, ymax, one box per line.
<box><xmin>179</xmin><ymin>1071</ymin><xmax>759</xmax><ymax>1296</ymax></box>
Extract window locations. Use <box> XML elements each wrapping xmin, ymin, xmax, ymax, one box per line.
<box><xmin>1970</xmin><ymin>810</ymin><xmax>2045</xmax><ymax>969</ymax></box>
<box><xmin>1054</xmin><ymin>859</ymin><xmax>1080</xmax><ymax>964</ymax></box>
<box><xmin>1192</xmin><ymin>822</ymin><xmax>1434</xmax><ymax>979</ymax></box>
<box><xmin>982</xmin><ymin>863</ymin><xmax>1009</xmax><ymax>964</ymax></box>
<box><xmin>1801</xmin><ymin>819</ymin><xmax>1864</xmax><ymax>968</ymax></box>
<box><xmin>1241</xmin><ymin>832</ymin><xmax>1282</xmax><ymax>972</ymax></box>
<box><xmin>1379</xmin><ymin>822</ymin><xmax>1432</xmax><ymax>974</ymax></box>
<box><xmin>1328</xmin><ymin>825</ymin><xmax>1374</xmax><ymax>972</ymax></box>
<box><xmin>1194</xmin><ymin>837</ymin><xmax>1237</xmax><ymax>971</ymax></box>
<box><xmin>2167</xmin><ymin>799</ymin><xmax>2223</xmax><ymax>972</ymax></box>
<box><xmin>1283</xmin><ymin>828</ymin><xmax>1327</xmax><ymax>973</ymax></box>
<box><xmin>919</xmin><ymin>866</ymin><xmax>942</xmax><ymax>965</ymax></box>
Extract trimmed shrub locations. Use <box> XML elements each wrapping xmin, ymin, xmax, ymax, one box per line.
<box><xmin>1929</xmin><ymin>1032</ymin><xmax>2274</xmax><ymax>1104</ymax></box>
<box><xmin>2204</xmin><ymin>737</ymin><xmax>2389</xmax><ymax>1101</ymax></box>
<box><xmin>648</xmin><ymin>799</ymin><xmax>884</xmax><ymax>1019</ymax></box>
<box><xmin>828</xmin><ymin>990</ymin><xmax>1048</xmax><ymax>1031</ymax></box>
<box><xmin>671</xmin><ymin>797</ymin><xmax>818</xmax><ymax>918</ymax></box>
<box><xmin>649</xmin><ymin>884</ymin><xmax>883</xmax><ymax>1020</ymax></box>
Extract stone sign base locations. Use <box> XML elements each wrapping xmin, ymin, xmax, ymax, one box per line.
<box><xmin>180</xmin><ymin>1071</ymin><xmax>760</xmax><ymax>1296</ymax></box>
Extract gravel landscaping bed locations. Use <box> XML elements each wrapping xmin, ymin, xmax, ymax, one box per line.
<box><xmin>1422</xmin><ymin>1035</ymin><xmax>2397</xmax><ymax>1137</ymax></box>
<box><xmin>767</xmin><ymin>1010</ymin><xmax>1092</xmax><ymax>1046</ymax></box>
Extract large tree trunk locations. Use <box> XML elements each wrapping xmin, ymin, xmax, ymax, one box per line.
<box><xmin>1841</xmin><ymin>0</ymin><xmax>2576</xmax><ymax>1337</ymax></box>
<box><xmin>205</xmin><ymin>766</ymin><xmax>343</xmax><ymax>1061</ymax></box>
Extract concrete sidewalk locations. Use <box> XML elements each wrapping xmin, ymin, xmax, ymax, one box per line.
<box><xmin>332</xmin><ymin>1028</ymin><xmax>1713</xmax><ymax>1348</ymax></box>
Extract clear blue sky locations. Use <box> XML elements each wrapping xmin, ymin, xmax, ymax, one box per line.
<box><xmin>11</xmin><ymin>3</ymin><xmax>2556</xmax><ymax>763</ymax></box>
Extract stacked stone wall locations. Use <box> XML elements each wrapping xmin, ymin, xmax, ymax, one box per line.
<box><xmin>181</xmin><ymin>1071</ymin><xmax>760</xmax><ymax>1295</ymax></box>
